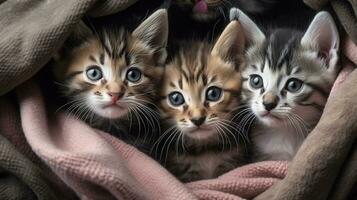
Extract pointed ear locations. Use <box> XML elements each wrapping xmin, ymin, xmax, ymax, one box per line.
<box><xmin>132</xmin><ymin>9</ymin><xmax>169</xmax><ymax>50</ymax></box>
<box><xmin>211</xmin><ymin>20</ymin><xmax>245</xmax><ymax>62</ymax></box>
<box><xmin>229</xmin><ymin>8</ymin><xmax>265</xmax><ymax>45</ymax></box>
<box><xmin>301</xmin><ymin>11</ymin><xmax>339</xmax><ymax>70</ymax></box>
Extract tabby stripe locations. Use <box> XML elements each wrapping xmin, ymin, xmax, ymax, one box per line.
<box><xmin>203</xmin><ymin>101</ymin><xmax>209</xmax><ymax>108</ymax></box>
<box><xmin>202</xmin><ymin>74</ymin><xmax>207</xmax><ymax>86</ymax></box>
<box><xmin>260</xmin><ymin>59</ymin><xmax>265</xmax><ymax>73</ymax></box>
<box><xmin>99</xmin><ymin>53</ymin><xmax>105</xmax><ymax>65</ymax></box>
<box><xmin>101</xmin><ymin>39</ymin><xmax>112</xmax><ymax>58</ymax></box>
<box><xmin>280</xmin><ymin>90</ymin><xmax>287</xmax><ymax>97</ymax></box>
<box><xmin>125</xmin><ymin>53</ymin><xmax>131</xmax><ymax>65</ymax></box>
<box><xmin>277</xmin><ymin>75</ymin><xmax>283</xmax><ymax>87</ymax></box>
<box><xmin>305</xmin><ymin>83</ymin><xmax>329</xmax><ymax>98</ymax></box>
<box><xmin>178</xmin><ymin>78</ymin><xmax>183</xmax><ymax>89</ymax></box>
<box><xmin>89</xmin><ymin>55</ymin><xmax>97</xmax><ymax>63</ymax></box>
<box><xmin>119</xmin><ymin>42</ymin><xmax>127</xmax><ymax>58</ymax></box>
<box><xmin>64</xmin><ymin>71</ymin><xmax>83</xmax><ymax>82</ymax></box>
<box><xmin>295</xmin><ymin>92</ymin><xmax>313</xmax><ymax>102</ymax></box>
<box><xmin>210</xmin><ymin>75</ymin><xmax>217</xmax><ymax>83</ymax></box>
<box><xmin>195</xmin><ymin>67</ymin><xmax>204</xmax><ymax>82</ymax></box>
<box><xmin>223</xmin><ymin>88</ymin><xmax>240</xmax><ymax>95</ymax></box>
<box><xmin>183</xmin><ymin>105</ymin><xmax>188</xmax><ymax>112</ymax></box>
<box><xmin>298</xmin><ymin>102</ymin><xmax>324</xmax><ymax>111</ymax></box>
<box><xmin>241</xmin><ymin>88</ymin><xmax>252</xmax><ymax>94</ymax></box>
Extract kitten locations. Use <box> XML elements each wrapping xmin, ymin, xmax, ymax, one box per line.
<box><xmin>157</xmin><ymin>20</ymin><xmax>246</xmax><ymax>182</ymax></box>
<box><xmin>52</xmin><ymin>9</ymin><xmax>168</xmax><ymax>151</ymax></box>
<box><xmin>231</xmin><ymin>8</ymin><xmax>340</xmax><ymax>161</ymax></box>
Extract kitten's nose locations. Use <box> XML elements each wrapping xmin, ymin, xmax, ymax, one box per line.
<box><xmin>108</xmin><ymin>92</ymin><xmax>124</xmax><ymax>103</ymax></box>
<box><xmin>262</xmin><ymin>93</ymin><xmax>279</xmax><ymax>111</ymax></box>
<box><xmin>190</xmin><ymin>116</ymin><xmax>206</xmax><ymax>126</ymax></box>
<box><xmin>263</xmin><ymin>102</ymin><xmax>277</xmax><ymax>111</ymax></box>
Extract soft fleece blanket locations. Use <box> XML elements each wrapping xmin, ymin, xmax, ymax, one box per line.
<box><xmin>0</xmin><ymin>0</ymin><xmax>356</xmax><ymax>199</ymax></box>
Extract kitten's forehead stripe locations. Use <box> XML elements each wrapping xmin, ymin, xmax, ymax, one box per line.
<box><xmin>99</xmin><ymin>53</ymin><xmax>105</xmax><ymax>65</ymax></box>
<box><xmin>178</xmin><ymin>78</ymin><xmax>183</xmax><ymax>89</ymax></box>
<box><xmin>89</xmin><ymin>55</ymin><xmax>97</xmax><ymax>63</ymax></box>
<box><xmin>265</xmin><ymin>29</ymin><xmax>302</xmax><ymax>72</ymax></box>
<box><xmin>202</xmin><ymin>74</ymin><xmax>208</xmax><ymax>86</ymax></box>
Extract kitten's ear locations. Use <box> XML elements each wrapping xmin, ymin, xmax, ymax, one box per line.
<box><xmin>132</xmin><ymin>9</ymin><xmax>169</xmax><ymax>50</ymax></box>
<box><xmin>301</xmin><ymin>11</ymin><xmax>339</xmax><ymax>71</ymax></box>
<box><xmin>53</xmin><ymin>21</ymin><xmax>93</xmax><ymax>61</ymax></box>
<box><xmin>229</xmin><ymin>8</ymin><xmax>265</xmax><ymax>45</ymax></box>
<box><xmin>211</xmin><ymin>20</ymin><xmax>245</xmax><ymax>62</ymax></box>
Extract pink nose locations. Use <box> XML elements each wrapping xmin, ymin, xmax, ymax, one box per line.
<box><xmin>108</xmin><ymin>92</ymin><xmax>123</xmax><ymax>103</ymax></box>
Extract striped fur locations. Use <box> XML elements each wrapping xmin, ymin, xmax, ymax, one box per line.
<box><xmin>157</xmin><ymin>21</ymin><xmax>247</xmax><ymax>182</ymax></box>
<box><xmin>236</xmin><ymin>9</ymin><xmax>340</xmax><ymax>161</ymax></box>
<box><xmin>53</xmin><ymin>10</ymin><xmax>168</xmax><ymax>150</ymax></box>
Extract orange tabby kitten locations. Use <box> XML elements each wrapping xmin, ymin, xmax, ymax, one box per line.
<box><xmin>157</xmin><ymin>20</ymin><xmax>247</xmax><ymax>182</ymax></box>
<box><xmin>53</xmin><ymin>10</ymin><xmax>168</xmax><ymax>151</ymax></box>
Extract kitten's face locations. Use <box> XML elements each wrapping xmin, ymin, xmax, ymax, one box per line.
<box><xmin>160</xmin><ymin>21</ymin><xmax>244</xmax><ymax>144</ymax></box>
<box><xmin>54</xmin><ymin>9</ymin><xmax>168</xmax><ymax>119</ymax></box>
<box><xmin>234</xmin><ymin>9</ymin><xmax>340</xmax><ymax>128</ymax></box>
<box><xmin>243</xmin><ymin>42</ymin><xmax>333</xmax><ymax>127</ymax></box>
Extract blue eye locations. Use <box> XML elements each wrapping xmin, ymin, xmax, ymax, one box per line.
<box><xmin>126</xmin><ymin>67</ymin><xmax>142</xmax><ymax>83</ymax></box>
<box><xmin>86</xmin><ymin>66</ymin><xmax>102</xmax><ymax>81</ymax></box>
<box><xmin>285</xmin><ymin>78</ymin><xmax>303</xmax><ymax>93</ymax></box>
<box><xmin>168</xmin><ymin>92</ymin><xmax>185</xmax><ymax>106</ymax></box>
<box><xmin>206</xmin><ymin>86</ymin><xmax>222</xmax><ymax>102</ymax></box>
<box><xmin>249</xmin><ymin>74</ymin><xmax>263</xmax><ymax>89</ymax></box>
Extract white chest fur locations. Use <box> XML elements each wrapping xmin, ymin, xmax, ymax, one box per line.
<box><xmin>252</xmin><ymin>124</ymin><xmax>308</xmax><ymax>161</ymax></box>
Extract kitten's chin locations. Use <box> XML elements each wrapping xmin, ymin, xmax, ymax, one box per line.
<box><xmin>256</xmin><ymin>112</ymin><xmax>284</xmax><ymax>127</ymax></box>
<box><xmin>182</xmin><ymin>126</ymin><xmax>217</xmax><ymax>142</ymax></box>
<box><xmin>94</xmin><ymin>105</ymin><xmax>128</xmax><ymax>119</ymax></box>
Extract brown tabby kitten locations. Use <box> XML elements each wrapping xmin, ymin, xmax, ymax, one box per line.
<box><xmin>53</xmin><ymin>9</ymin><xmax>168</xmax><ymax>150</ymax></box>
<box><xmin>157</xmin><ymin>20</ymin><xmax>247</xmax><ymax>182</ymax></box>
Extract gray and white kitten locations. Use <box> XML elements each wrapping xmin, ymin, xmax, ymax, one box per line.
<box><xmin>231</xmin><ymin>8</ymin><xmax>340</xmax><ymax>161</ymax></box>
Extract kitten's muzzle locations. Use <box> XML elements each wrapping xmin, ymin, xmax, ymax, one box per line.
<box><xmin>190</xmin><ymin>116</ymin><xmax>206</xmax><ymax>126</ymax></box>
<box><xmin>263</xmin><ymin>93</ymin><xmax>279</xmax><ymax>111</ymax></box>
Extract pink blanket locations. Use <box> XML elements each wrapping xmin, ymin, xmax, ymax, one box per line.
<box><xmin>4</xmin><ymin>38</ymin><xmax>355</xmax><ymax>199</ymax></box>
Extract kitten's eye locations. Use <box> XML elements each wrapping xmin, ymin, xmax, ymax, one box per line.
<box><xmin>126</xmin><ymin>67</ymin><xmax>142</xmax><ymax>83</ymax></box>
<box><xmin>168</xmin><ymin>92</ymin><xmax>185</xmax><ymax>106</ymax></box>
<box><xmin>206</xmin><ymin>86</ymin><xmax>222</xmax><ymax>102</ymax></box>
<box><xmin>285</xmin><ymin>78</ymin><xmax>303</xmax><ymax>93</ymax></box>
<box><xmin>86</xmin><ymin>66</ymin><xmax>103</xmax><ymax>81</ymax></box>
<box><xmin>249</xmin><ymin>75</ymin><xmax>263</xmax><ymax>89</ymax></box>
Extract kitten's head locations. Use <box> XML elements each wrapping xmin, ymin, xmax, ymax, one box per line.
<box><xmin>54</xmin><ymin>9</ymin><xmax>168</xmax><ymax>119</ymax></box>
<box><xmin>173</xmin><ymin>0</ymin><xmax>233</xmax><ymax>21</ymax></box>
<box><xmin>160</xmin><ymin>21</ymin><xmax>245</xmax><ymax>145</ymax></box>
<box><xmin>231</xmin><ymin>8</ymin><xmax>340</xmax><ymax>127</ymax></box>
